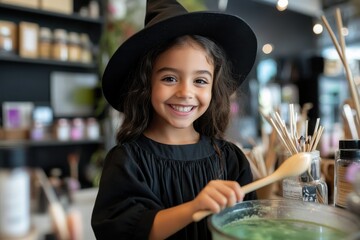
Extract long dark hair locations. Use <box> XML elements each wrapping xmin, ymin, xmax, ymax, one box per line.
<box><xmin>117</xmin><ymin>35</ymin><xmax>236</xmax><ymax>144</ymax></box>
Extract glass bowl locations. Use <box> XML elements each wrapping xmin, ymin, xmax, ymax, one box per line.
<box><xmin>208</xmin><ymin>199</ymin><xmax>360</xmax><ymax>240</ymax></box>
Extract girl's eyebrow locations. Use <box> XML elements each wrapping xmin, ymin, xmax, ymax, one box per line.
<box><xmin>156</xmin><ymin>67</ymin><xmax>213</xmax><ymax>78</ymax></box>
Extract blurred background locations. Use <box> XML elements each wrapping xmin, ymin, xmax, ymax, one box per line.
<box><xmin>0</xmin><ymin>0</ymin><xmax>359</xmax><ymax>239</ymax></box>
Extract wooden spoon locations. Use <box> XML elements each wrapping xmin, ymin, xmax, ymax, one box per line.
<box><xmin>192</xmin><ymin>152</ymin><xmax>312</xmax><ymax>222</ymax></box>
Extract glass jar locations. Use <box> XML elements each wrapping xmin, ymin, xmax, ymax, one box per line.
<box><xmin>346</xmin><ymin>164</ymin><xmax>360</xmax><ymax>216</ymax></box>
<box><xmin>71</xmin><ymin>118</ymin><xmax>85</xmax><ymax>140</ymax></box>
<box><xmin>68</xmin><ymin>32</ymin><xmax>81</xmax><ymax>62</ymax></box>
<box><xmin>39</xmin><ymin>27</ymin><xmax>52</xmax><ymax>59</ymax></box>
<box><xmin>0</xmin><ymin>24</ymin><xmax>14</xmax><ymax>53</ymax></box>
<box><xmin>335</xmin><ymin>149</ymin><xmax>360</xmax><ymax>208</ymax></box>
<box><xmin>283</xmin><ymin>150</ymin><xmax>328</xmax><ymax>204</ymax></box>
<box><xmin>80</xmin><ymin>33</ymin><xmax>92</xmax><ymax>63</ymax></box>
<box><xmin>0</xmin><ymin>145</ymin><xmax>30</xmax><ymax>238</ymax></box>
<box><xmin>52</xmin><ymin>28</ymin><xmax>68</xmax><ymax>61</ymax></box>
<box><xmin>89</xmin><ymin>0</ymin><xmax>100</xmax><ymax>18</ymax></box>
<box><xmin>55</xmin><ymin>118</ymin><xmax>71</xmax><ymax>141</ymax></box>
<box><xmin>86</xmin><ymin>117</ymin><xmax>100</xmax><ymax>140</ymax></box>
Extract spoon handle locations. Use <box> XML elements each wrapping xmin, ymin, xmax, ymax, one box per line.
<box><xmin>241</xmin><ymin>174</ymin><xmax>278</xmax><ymax>194</ymax></box>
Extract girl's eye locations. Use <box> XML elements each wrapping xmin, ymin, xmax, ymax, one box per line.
<box><xmin>194</xmin><ymin>78</ymin><xmax>209</xmax><ymax>85</ymax></box>
<box><xmin>161</xmin><ymin>76</ymin><xmax>177</xmax><ymax>83</ymax></box>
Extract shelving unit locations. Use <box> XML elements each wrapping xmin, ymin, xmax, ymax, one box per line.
<box><xmin>0</xmin><ymin>2</ymin><xmax>104</xmax><ymax>104</ymax></box>
<box><xmin>0</xmin><ymin>1</ymin><xmax>105</xmax><ymax>187</ymax></box>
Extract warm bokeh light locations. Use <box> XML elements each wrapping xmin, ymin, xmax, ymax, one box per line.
<box><xmin>262</xmin><ymin>44</ymin><xmax>274</xmax><ymax>54</ymax></box>
<box><xmin>342</xmin><ymin>27</ymin><xmax>349</xmax><ymax>36</ymax></box>
<box><xmin>313</xmin><ymin>23</ymin><xmax>323</xmax><ymax>34</ymax></box>
<box><xmin>276</xmin><ymin>0</ymin><xmax>288</xmax><ymax>11</ymax></box>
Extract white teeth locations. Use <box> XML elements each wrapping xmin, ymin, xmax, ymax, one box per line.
<box><xmin>171</xmin><ymin>105</ymin><xmax>193</xmax><ymax>112</ymax></box>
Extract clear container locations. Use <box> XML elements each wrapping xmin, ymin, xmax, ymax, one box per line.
<box><xmin>89</xmin><ymin>0</ymin><xmax>100</xmax><ymax>18</ymax></box>
<box><xmin>283</xmin><ymin>150</ymin><xmax>328</xmax><ymax>204</ymax></box>
<box><xmin>55</xmin><ymin>118</ymin><xmax>71</xmax><ymax>141</ymax></box>
<box><xmin>208</xmin><ymin>200</ymin><xmax>360</xmax><ymax>240</ymax></box>
<box><xmin>347</xmin><ymin>164</ymin><xmax>360</xmax><ymax>217</ymax></box>
<box><xmin>52</xmin><ymin>28</ymin><xmax>68</xmax><ymax>61</ymax></box>
<box><xmin>71</xmin><ymin>118</ymin><xmax>85</xmax><ymax>140</ymax></box>
<box><xmin>80</xmin><ymin>33</ymin><xmax>92</xmax><ymax>63</ymax></box>
<box><xmin>86</xmin><ymin>117</ymin><xmax>100</xmax><ymax>140</ymax></box>
<box><xmin>335</xmin><ymin>149</ymin><xmax>360</xmax><ymax>208</ymax></box>
<box><xmin>0</xmin><ymin>24</ymin><xmax>13</xmax><ymax>53</ymax></box>
<box><xmin>0</xmin><ymin>145</ymin><xmax>30</xmax><ymax>238</ymax></box>
<box><xmin>68</xmin><ymin>32</ymin><xmax>81</xmax><ymax>62</ymax></box>
<box><xmin>39</xmin><ymin>27</ymin><xmax>52</xmax><ymax>59</ymax></box>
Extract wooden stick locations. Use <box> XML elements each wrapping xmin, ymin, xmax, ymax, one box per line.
<box><xmin>270</xmin><ymin>118</ymin><xmax>294</xmax><ymax>154</ymax></box>
<box><xmin>264</xmin><ymin>129</ymin><xmax>277</xmax><ymax>174</ymax></box>
<box><xmin>305</xmin><ymin>120</ymin><xmax>309</xmax><ymax>143</ymax></box>
<box><xmin>290</xmin><ymin>104</ymin><xmax>294</xmax><ymax>142</ymax></box>
<box><xmin>336</xmin><ymin>8</ymin><xmax>347</xmax><ymax>64</ymax></box>
<box><xmin>335</xmin><ymin>9</ymin><xmax>360</xmax><ymax>134</ymax></box>
<box><xmin>309</xmin><ymin>118</ymin><xmax>320</xmax><ymax>150</ymax></box>
<box><xmin>281</xmin><ymin>124</ymin><xmax>298</xmax><ymax>154</ymax></box>
<box><xmin>311</xmin><ymin>126</ymin><xmax>325</xmax><ymax>151</ymax></box>
<box><xmin>247</xmin><ymin>155</ymin><xmax>263</xmax><ymax>179</ymax></box>
<box><xmin>343</xmin><ymin>104</ymin><xmax>359</xmax><ymax>139</ymax></box>
<box><xmin>254</xmin><ymin>146</ymin><xmax>267</xmax><ymax>177</ymax></box>
<box><xmin>275</xmin><ymin>114</ymin><xmax>297</xmax><ymax>153</ymax></box>
<box><xmin>321</xmin><ymin>15</ymin><xmax>345</xmax><ymax>65</ymax></box>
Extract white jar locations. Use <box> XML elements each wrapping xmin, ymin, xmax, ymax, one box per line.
<box><xmin>56</xmin><ymin>118</ymin><xmax>71</xmax><ymax>141</ymax></box>
<box><xmin>86</xmin><ymin>117</ymin><xmax>100</xmax><ymax>140</ymax></box>
<box><xmin>0</xmin><ymin>145</ymin><xmax>30</xmax><ymax>238</ymax></box>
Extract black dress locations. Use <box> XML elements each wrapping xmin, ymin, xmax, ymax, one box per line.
<box><xmin>91</xmin><ymin>134</ymin><xmax>256</xmax><ymax>240</ymax></box>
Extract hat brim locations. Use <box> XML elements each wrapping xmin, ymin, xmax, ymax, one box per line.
<box><xmin>102</xmin><ymin>12</ymin><xmax>257</xmax><ymax>112</ymax></box>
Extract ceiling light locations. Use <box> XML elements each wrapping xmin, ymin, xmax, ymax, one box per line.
<box><xmin>262</xmin><ymin>44</ymin><xmax>274</xmax><ymax>54</ymax></box>
<box><xmin>276</xmin><ymin>0</ymin><xmax>288</xmax><ymax>11</ymax></box>
<box><xmin>313</xmin><ymin>23</ymin><xmax>323</xmax><ymax>34</ymax></box>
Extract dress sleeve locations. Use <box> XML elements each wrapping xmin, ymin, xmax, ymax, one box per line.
<box><xmin>91</xmin><ymin>145</ymin><xmax>162</xmax><ymax>240</ymax></box>
<box><xmin>224</xmin><ymin>142</ymin><xmax>257</xmax><ymax>201</ymax></box>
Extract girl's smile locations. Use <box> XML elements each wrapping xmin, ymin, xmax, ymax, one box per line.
<box><xmin>169</xmin><ymin>104</ymin><xmax>195</xmax><ymax>114</ymax></box>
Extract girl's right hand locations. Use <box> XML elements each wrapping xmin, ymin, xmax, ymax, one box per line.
<box><xmin>192</xmin><ymin>180</ymin><xmax>245</xmax><ymax>214</ymax></box>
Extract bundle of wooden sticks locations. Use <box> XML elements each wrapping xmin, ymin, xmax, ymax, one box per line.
<box><xmin>260</xmin><ymin>103</ymin><xmax>324</xmax><ymax>155</ymax></box>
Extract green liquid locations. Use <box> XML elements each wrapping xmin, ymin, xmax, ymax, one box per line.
<box><xmin>221</xmin><ymin>219</ymin><xmax>347</xmax><ymax>240</ymax></box>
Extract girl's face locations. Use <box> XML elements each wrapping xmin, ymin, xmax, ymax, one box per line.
<box><xmin>150</xmin><ymin>40</ymin><xmax>214</xmax><ymax>131</ymax></box>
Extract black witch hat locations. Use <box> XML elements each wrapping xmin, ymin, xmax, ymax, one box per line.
<box><xmin>102</xmin><ymin>0</ymin><xmax>257</xmax><ymax>112</ymax></box>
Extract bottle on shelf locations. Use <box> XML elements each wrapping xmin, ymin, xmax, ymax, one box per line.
<box><xmin>68</xmin><ymin>32</ymin><xmax>81</xmax><ymax>62</ymax></box>
<box><xmin>80</xmin><ymin>33</ymin><xmax>92</xmax><ymax>63</ymax></box>
<box><xmin>52</xmin><ymin>28</ymin><xmax>68</xmax><ymax>61</ymax></box>
<box><xmin>0</xmin><ymin>145</ymin><xmax>30</xmax><ymax>238</ymax></box>
<box><xmin>39</xmin><ymin>27</ymin><xmax>52</xmax><ymax>59</ymax></box>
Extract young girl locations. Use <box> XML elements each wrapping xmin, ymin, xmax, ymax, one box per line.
<box><xmin>92</xmin><ymin>0</ymin><xmax>257</xmax><ymax>239</ymax></box>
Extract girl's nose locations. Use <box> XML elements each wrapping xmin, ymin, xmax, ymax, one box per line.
<box><xmin>176</xmin><ymin>81</ymin><xmax>194</xmax><ymax>98</ymax></box>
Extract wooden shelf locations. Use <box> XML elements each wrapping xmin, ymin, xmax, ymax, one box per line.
<box><xmin>0</xmin><ymin>54</ymin><xmax>97</xmax><ymax>69</ymax></box>
<box><xmin>0</xmin><ymin>3</ymin><xmax>104</xmax><ymax>24</ymax></box>
<box><xmin>0</xmin><ymin>138</ymin><xmax>103</xmax><ymax>147</ymax></box>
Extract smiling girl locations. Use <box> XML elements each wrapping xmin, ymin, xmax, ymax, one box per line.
<box><xmin>91</xmin><ymin>1</ymin><xmax>258</xmax><ymax>239</ymax></box>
